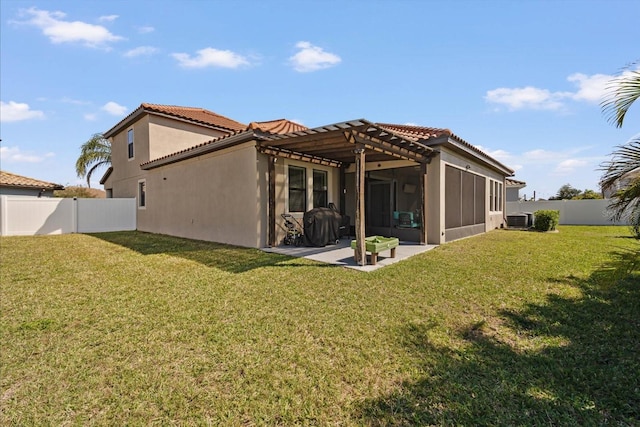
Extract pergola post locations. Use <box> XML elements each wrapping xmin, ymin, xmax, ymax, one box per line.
<box><xmin>354</xmin><ymin>147</ymin><xmax>366</xmax><ymax>265</ymax></box>
<box><xmin>420</xmin><ymin>162</ymin><xmax>427</xmax><ymax>245</ymax></box>
<box><xmin>267</xmin><ymin>156</ymin><xmax>276</xmax><ymax>247</ymax></box>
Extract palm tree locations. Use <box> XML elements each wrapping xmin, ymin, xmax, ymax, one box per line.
<box><xmin>75</xmin><ymin>133</ymin><xmax>111</xmax><ymax>187</ymax></box>
<box><xmin>601</xmin><ymin>61</ymin><xmax>640</xmax><ymax>128</ymax></box>
<box><xmin>600</xmin><ymin>62</ymin><xmax>640</xmax><ymax>237</ymax></box>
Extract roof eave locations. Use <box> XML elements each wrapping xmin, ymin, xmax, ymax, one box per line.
<box><xmin>427</xmin><ymin>136</ymin><xmax>515</xmax><ymax>176</ymax></box>
<box><xmin>99</xmin><ymin>166</ymin><xmax>113</xmax><ymax>185</ymax></box>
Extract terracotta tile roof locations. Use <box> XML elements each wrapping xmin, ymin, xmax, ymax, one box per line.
<box><xmin>141</xmin><ymin>103</ymin><xmax>246</xmax><ymax>131</ymax></box>
<box><xmin>0</xmin><ymin>171</ymin><xmax>64</xmax><ymax>190</ymax></box>
<box><xmin>247</xmin><ymin>119</ymin><xmax>308</xmax><ymax>134</ymax></box>
<box><xmin>377</xmin><ymin>122</ymin><xmax>514</xmax><ymax>175</ymax></box>
<box><xmin>376</xmin><ymin>123</ymin><xmax>453</xmax><ymax>141</ymax></box>
<box><xmin>104</xmin><ymin>103</ymin><xmax>246</xmax><ymax>137</ymax></box>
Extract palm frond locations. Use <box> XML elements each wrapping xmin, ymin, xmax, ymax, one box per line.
<box><xmin>601</xmin><ymin>61</ymin><xmax>640</xmax><ymax>128</ymax></box>
<box><xmin>75</xmin><ymin>133</ymin><xmax>111</xmax><ymax>187</ymax></box>
<box><xmin>599</xmin><ymin>135</ymin><xmax>640</xmax><ymax>192</ymax></box>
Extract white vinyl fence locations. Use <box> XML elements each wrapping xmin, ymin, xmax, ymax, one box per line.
<box><xmin>506</xmin><ymin>199</ymin><xmax>629</xmax><ymax>226</ymax></box>
<box><xmin>0</xmin><ymin>196</ymin><xmax>136</xmax><ymax>236</ymax></box>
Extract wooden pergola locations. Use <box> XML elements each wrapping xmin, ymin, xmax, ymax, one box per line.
<box><xmin>257</xmin><ymin>119</ymin><xmax>436</xmax><ymax>265</ymax></box>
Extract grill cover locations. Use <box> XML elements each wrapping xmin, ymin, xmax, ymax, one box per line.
<box><xmin>303</xmin><ymin>207</ymin><xmax>343</xmax><ymax>247</ymax></box>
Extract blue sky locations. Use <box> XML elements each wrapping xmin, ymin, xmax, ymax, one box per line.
<box><xmin>1</xmin><ymin>0</ymin><xmax>638</xmax><ymax>199</ymax></box>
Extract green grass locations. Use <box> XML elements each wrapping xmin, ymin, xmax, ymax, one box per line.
<box><xmin>1</xmin><ymin>227</ymin><xmax>638</xmax><ymax>425</ymax></box>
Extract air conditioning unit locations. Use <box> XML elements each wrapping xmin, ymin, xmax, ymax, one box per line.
<box><xmin>506</xmin><ymin>214</ymin><xmax>528</xmax><ymax>228</ymax></box>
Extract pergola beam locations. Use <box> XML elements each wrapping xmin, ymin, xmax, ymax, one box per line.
<box><xmin>257</xmin><ymin>146</ymin><xmax>342</xmax><ymax>168</ymax></box>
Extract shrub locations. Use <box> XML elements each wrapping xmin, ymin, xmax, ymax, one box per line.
<box><xmin>533</xmin><ymin>210</ymin><xmax>560</xmax><ymax>231</ymax></box>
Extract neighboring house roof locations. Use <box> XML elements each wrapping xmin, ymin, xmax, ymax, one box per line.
<box><xmin>0</xmin><ymin>170</ymin><xmax>64</xmax><ymax>190</ymax></box>
<box><xmin>506</xmin><ymin>178</ymin><xmax>526</xmax><ymax>188</ymax></box>
<box><xmin>247</xmin><ymin>119</ymin><xmax>308</xmax><ymax>134</ymax></box>
<box><xmin>104</xmin><ymin>103</ymin><xmax>247</xmax><ymax>138</ymax></box>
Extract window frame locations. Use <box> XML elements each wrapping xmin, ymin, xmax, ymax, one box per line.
<box><xmin>288</xmin><ymin>165</ymin><xmax>307</xmax><ymax>213</ymax></box>
<box><xmin>285</xmin><ymin>161</ymin><xmax>334</xmax><ymax>214</ymax></box>
<box><xmin>489</xmin><ymin>179</ymin><xmax>503</xmax><ymax>212</ymax></box>
<box><xmin>312</xmin><ymin>169</ymin><xmax>328</xmax><ymax>209</ymax></box>
<box><xmin>127</xmin><ymin>128</ymin><xmax>134</xmax><ymax>160</ymax></box>
<box><xmin>138</xmin><ymin>179</ymin><xmax>146</xmax><ymax>209</ymax></box>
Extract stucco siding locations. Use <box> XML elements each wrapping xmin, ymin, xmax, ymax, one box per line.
<box><xmin>148</xmin><ymin>116</ymin><xmax>230</xmax><ymax>161</ymax></box>
<box><xmin>108</xmin><ymin>115</ymin><xmax>150</xmax><ymax>199</ymax></box>
<box><xmin>138</xmin><ymin>142</ymin><xmax>263</xmax><ymax>248</ymax></box>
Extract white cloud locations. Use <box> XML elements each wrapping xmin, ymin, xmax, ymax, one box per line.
<box><xmin>171</xmin><ymin>47</ymin><xmax>249</xmax><ymax>69</ymax></box>
<box><xmin>523</xmin><ymin>149</ymin><xmax>560</xmax><ymax>162</ymax></box>
<box><xmin>553</xmin><ymin>158</ymin><xmax>589</xmax><ymax>175</ymax></box>
<box><xmin>84</xmin><ymin>113</ymin><xmax>97</xmax><ymax>121</ymax></box>
<box><xmin>566</xmin><ymin>73</ymin><xmax>611</xmax><ymax>103</ymax></box>
<box><xmin>0</xmin><ymin>146</ymin><xmax>54</xmax><ymax>163</ymax></box>
<box><xmin>61</xmin><ymin>97</ymin><xmax>90</xmax><ymax>105</ymax></box>
<box><xmin>138</xmin><ymin>26</ymin><xmax>155</xmax><ymax>34</ymax></box>
<box><xmin>289</xmin><ymin>41</ymin><xmax>341</xmax><ymax>72</ymax></box>
<box><xmin>0</xmin><ymin>101</ymin><xmax>45</xmax><ymax>122</ymax></box>
<box><xmin>124</xmin><ymin>46</ymin><xmax>159</xmax><ymax>58</ymax></box>
<box><xmin>484</xmin><ymin>87</ymin><xmax>569</xmax><ymax>111</ymax></box>
<box><xmin>98</xmin><ymin>15</ymin><xmax>119</xmax><ymax>22</ymax></box>
<box><xmin>101</xmin><ymin>101</ymin><xmax>127</xmax><ymax>116</ymax></box>
<box><xmin>484</xmin><ymin>69</ymin><xmax>640</xmax><ymax>111</ymax></box>
<box><xmin>16</xmin><ymin>7</ymin><xmax>124</xmax><ymax>48</ymax></box>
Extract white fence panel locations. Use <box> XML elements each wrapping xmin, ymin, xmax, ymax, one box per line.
<box><xmin>506</xmin><ymin>199</ymin><xmax>628</xmax><ymax>225</ymax></box>
<box><xmin>0</xmin><ymin>196</ymin><xmax>74</xmax><ymax>235</ymax></box>
<box><xmin>0</xmin><ymin>196</ymin><xmax>136</xmax><ymax>236</ymax></box>
<box><xmin>77</xmin><ymin>199</ymin><xmax>136</xmax><ymax>233</ymax></box>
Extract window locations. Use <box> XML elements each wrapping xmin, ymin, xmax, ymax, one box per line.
<box><xmin>138</xmin><ymin>180</ymin><xmax>146</xmax><ymax>208</ymax></box>
<box><xmin>313</xmin><ymin>169</ymin><xmax>328</xmax><ymax>208</ymax></box>
<box><xmin>288</xmin><ymin>166</ymin><xmax>306</xmax><ymax>212</ymax></box>
<box><xmin>445</xmin><ymin>165</ymin><xmax>486</xmax><ymax>229</ymax></box>
<box><xmin>128</xmin><ymin>129</ymin><xmax>134</xmax><ymax>159</ymax></box>
<box><xmin>490</xmin><ymin>180</ymin><xmax>503</xmax><ymax>212</ymax></box>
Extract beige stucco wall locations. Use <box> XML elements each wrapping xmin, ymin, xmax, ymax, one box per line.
<box><xmin>148</xmin><ymin>115</ymin><xmax>230</xmax><ymax>161</ymax></box>
<box><xmin>138</xmin><ymin>142</ymin><xmax>265</xmax><ymax>248</ymax></box>
<box><xmin>107</xmin><ymin>115</ymin><xmax>150</xmax><ymax>199</ymax></box>
<box><xmin>106</xmin><ymin>113</ymin><xmax>236</xmax><ymax>207</ymax></box>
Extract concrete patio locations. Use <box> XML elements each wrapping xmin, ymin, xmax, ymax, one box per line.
<box><xmin>262</xmin><ymin>239</ymin><xmax>437</xmax><ymax>272</ymax></box>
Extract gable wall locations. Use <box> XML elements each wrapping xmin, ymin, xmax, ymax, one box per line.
<box><xmin>148</xmin><ymin>115</ymin><xmax>231</xmax><ymax>161</ymax></box>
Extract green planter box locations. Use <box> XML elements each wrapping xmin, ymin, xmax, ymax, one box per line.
<box><xmin>351</xmin><ymin>236</ymin><xmax>399</xmax><ymax>265</ymax></box>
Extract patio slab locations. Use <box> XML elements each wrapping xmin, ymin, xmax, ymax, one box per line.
<box><xmin>262</xmin><ymin>239</ymin><xmax>437</xmax><ymax>272</ymax></box>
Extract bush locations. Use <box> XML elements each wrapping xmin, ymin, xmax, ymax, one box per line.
<box><xmin>533</xmin><ymin>210</ymin><xmax>559</xmax><ymax>231</ymax></box>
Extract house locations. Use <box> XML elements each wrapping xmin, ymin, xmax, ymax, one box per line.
<box><xmin>0</xmin><ymin>171</ymin><xmax>64</xmax><ymax>197</ymax></box>
<box><xmin>506</xmin><ymin>178</ymin><xmax>527</xmax><ymax>202</ymax></box>
<box><xmin>102</xmin><ymin>103</ymin><xmax>514</xmax><ymax>263</ymax></box>
<box><xmin>602</xmin><ymin>166</ymin><xmax>640</xmax><ymax>199</ymax></box>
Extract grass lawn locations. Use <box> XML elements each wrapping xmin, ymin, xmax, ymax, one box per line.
<box><xmin>1</xmin><ymin>226</ymin><xmax>639</xmax><ymax>425</ymax></box>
